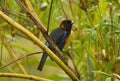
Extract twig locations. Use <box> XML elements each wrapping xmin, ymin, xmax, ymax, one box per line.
<box><xmin>70</xmin><ymin>42</ymin><xmax>80</xmax><ymax>79</ymax></box>
<box><xmin>0</xmin><ymin>73</ymin><xmax>53</xmax><ymax>81</ymax></box>
<box><xmin>79</xmin><ymin>0</ymin><xmax>94</xmax><ymax>26</ymax></box>
<box><xmin>68</xmin><ymin>0</ymin><xmax>73</xmax><ymax>15</ymax></box>
<box><xmin>0</xmin><ymin>27</ymin><xmax>30</xmax><ymax>41</ymax></box>
<box><xmin>47</xmin><ymin>0</ymin><xmax>53</xmax><ymax>33</ymax></box>
<box><xmin>0</xmin><ymin>52</ymin><xmax>42</xmax><ymax>69</ymax></box>
<box><xmin>85</xmin><ymin>11</ymin><xmax>94</xmax><ymax>26</ymax></box>
<box><xmin>2</xmin><ymin>9</ymin><xmax>34</xmax><ymax>24</ymax></box>
<box><xmin>60</xmin><ymin>0</ymin><xmax>69</xmax><ymax>19</ymax></box>
<box><xmin>24</xmin><ymin>0</ymin><xmax>46</xmax><ymax>30</ymax></box>
<box><xmin>0</xmin><ymin>43</ymin><xmax>3</xmax><ymax>66</ymax></box>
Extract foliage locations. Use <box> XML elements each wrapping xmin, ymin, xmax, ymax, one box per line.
<box><xmin>0</xmin><ymin>0</ymin><xmax>120</xmax><ymax>81</ymax></box>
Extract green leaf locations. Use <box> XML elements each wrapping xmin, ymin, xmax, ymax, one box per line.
<box><xmin>86</xmin><ymin>53</ymin><xmax>94</xmax><ymax>80</ymax></box>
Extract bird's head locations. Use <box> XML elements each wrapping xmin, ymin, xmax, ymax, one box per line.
<box><xmin>60</xmin><ymin>19</ymin><xmax>73</xmax><ymax>32</ymax></box>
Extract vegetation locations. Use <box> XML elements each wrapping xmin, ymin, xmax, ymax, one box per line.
<box><xmin>0</xmin><ymin>0</ymin><xmax>120</xmax><ymax>81</ymax></box>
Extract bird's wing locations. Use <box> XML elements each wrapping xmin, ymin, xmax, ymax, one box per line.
<box><xmin>49</xmin><ymin>28</ymin><xmax>69</xmax><ymax>51</ymax></box>
<box><xmin>50</xmin><ymin>28</ymin><xmax>68</xmax><ymax>44</ymax></box>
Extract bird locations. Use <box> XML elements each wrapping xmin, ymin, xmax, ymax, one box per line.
<box><xmin>37</xmin><ymin>19</ymin><xmax>73</xmax><ymax>71</ymax></box>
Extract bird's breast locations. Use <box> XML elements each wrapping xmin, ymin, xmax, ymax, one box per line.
<box><xmin>64</xmin><ymin>34</ymin><xmax>70</xmax><ymax>44</ymax></box>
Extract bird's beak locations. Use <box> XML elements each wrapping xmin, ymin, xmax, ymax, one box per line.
<box><xmin>67</xmin><ymin>22</ymin><xmax>73</xmax><ymax>27</ymax></box>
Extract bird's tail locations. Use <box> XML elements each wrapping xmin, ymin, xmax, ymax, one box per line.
<box><xmin>37</xmin><ymin>53</ymin><xmax>47</xmax><ymax>71</ymax></box>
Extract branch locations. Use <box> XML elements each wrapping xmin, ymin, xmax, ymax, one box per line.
<box><xmin>0</xmin><ymin>43</ymin><xmax>3</xmax><ymax>67</ymax></box>
<box><xmin>47</xmin><ymin>0</ymin><xmax>53</xmax><ymax>33</ymax></box>
<box><xmin>0</xmin><ymin>52</ymin><xmax>42</xmax><ymax>69</ymax></box>
<box><xmin>60</xmin><ymin>0</ymin><xmax>69</xmax><ymax>19</ymax></box>
<box><xmin>0</xmin><ymin>73</ymin><xmax>53</xmax><ymax>81</ymax></box>
<box><xmin>68</xmin><ymin>0</ymin><xmax>73</xmax><ymax>15</ymax></box>
<box><xmin>70</xmin><ymin>42</ymin><xmax>80</xmax><ymax>79</ymax></box>
<box><xmin>3</xmin><ymin>9</ymin><xmax>34</xmax><ymax>24</ymax></box>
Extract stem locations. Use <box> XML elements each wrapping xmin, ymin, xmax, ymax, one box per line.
<box><xmin>0</xmin><ymin>43</ymin><xmax>3</xmax><ymax>66</ymax></box>
<box><xmin>70</xmin><ymin>42</ymin><xmax>80</xmax><ymax>79</ymax></box>
<box><xmin>68</xmin><ymin>0</ymin><xmax>73</xmax><ymax>15</ymax></box>
<box><xmin>0</xmin><ymin>73</ymin><xmax>53</xmax><ymax>81</ymax></box>
<box><xmin>85</xmin><ymin>10</ymin><xmax>94</xmax><ymax>26</ymax></box>
<box><xmin>47</xmin><ymin>0</ymin><xmax>53</xmax><ymax>33</ymax></box>
<box><xmin>24</xmin><ymin>0</ymin><xmax>45</xmax><ymax>29</ymax></box>
<box><xmin>0</xmin><ymin>52</ymin><xmax>42</xmax><ymax>69</ymax></box>
<box><xmin>60</xmin><ymin>0</ymin><xmax>69</xmax><ymax>19</ymax></box>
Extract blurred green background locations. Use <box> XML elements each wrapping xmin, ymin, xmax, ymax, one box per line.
<box><xmin>0</xmin><ymin>0</ymin><xmax>120</xmax><ymax>81</ymax></box>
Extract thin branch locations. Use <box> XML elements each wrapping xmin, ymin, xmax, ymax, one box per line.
<box><xmin>0</xmin><ymin>52</ymin><xmax>42</xmax><ymax>69</ymax></box>
<box><xmin>85</xmin><ymin>11</ymin><xmax>94</xmax><ymax>26</ymax></box>
<box><xmin>0</xmin><ymin>43</ymin><xmax>3</xmax><ymax>67</ymax></box>
<box><xmin>68</xmin><ymin>0</ymin><xmax>73</xmax><ymax>15</ymax></box>
<box><xmin>2</xmin><ymin>9</ymin><xmax>34</xmax><ymax>24</ymax></box>
<box><xmin>0</xmin><ymin>26</ymin><xmax>30</xmax><ymax>41</ymax></box>
<box><xmin>70</xmin><ymin>42</ymin><xmax>80</xmax><ymax>79</ymax></box>
<box><xmin>79</xmin><ymin>0</ymin><xmax>94</xmax><ymax>26</ymax></box>
<box><xmin>24</xmin><ymin>0</ymin><xmax>46</xmax><ymax>30</ymax></box>
<box><xmin>0</xmin><ymin>73</ymin><xmax>53</xmax><ymax>81</ymax></box>
<box><xmin>60</xmin><ymin>0</ymin><xmax>69</xmax><ymax>19</ymax></box>
<box><xmin>47</xmin><ymin>0</ymin><xmax>53</xmax><ymax>33</ymax></box>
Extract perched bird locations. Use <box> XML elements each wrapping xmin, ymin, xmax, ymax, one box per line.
<box><xmin>38</xmin><ymin>19</ymin><xmax>73</xmax><ymax>71</ymax></box>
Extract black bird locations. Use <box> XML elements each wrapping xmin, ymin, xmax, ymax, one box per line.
<box><xmin>38</xmin><ymin>19</ymin><xmax>73</xmax><ymax>71</ymax></box>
